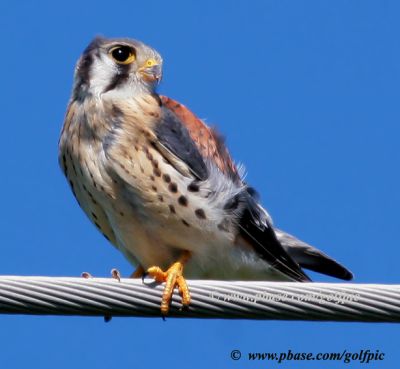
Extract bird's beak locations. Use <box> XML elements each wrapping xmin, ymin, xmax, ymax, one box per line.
<box><xmin>139</xmin><ymin>58</ymin><xmax>162</xmax><ymax>83</ymax></box>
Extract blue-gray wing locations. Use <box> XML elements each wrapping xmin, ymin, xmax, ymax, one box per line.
<box><xmin>153</xmin><ymin>103</ymin><xmax>208</xmax><ymax>181</ymax></box>
<box><xmin>276</xmin><ymin>229</ymin><xmax>353</xmax><ymax>280</ymax></box>
<box><xmin>238</xmin><ymin>188</ymin><xmax>312</xmax><ymax>282</ymax></box>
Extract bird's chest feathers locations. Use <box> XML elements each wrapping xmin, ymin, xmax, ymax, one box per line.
<box><xmin>59</xmin><ymin>96</ymin><xmax>165</xmax><ymax>218</ymax></box>
<box><xmin>60</xmin><ymin>101</ymin><xmax>114</xmax><ymax>201</ymax></box>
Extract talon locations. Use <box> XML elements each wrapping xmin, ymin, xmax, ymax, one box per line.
<box><xmin>146</xmin><ymin>251</ymin><xmax>191</xmax><ymax>316</ymax></box>
<box><xmin>130</xmin><ymin>265</ymin><xmax>145</xmax><ymax>279</ymax></box>
<box><xmin>104</xmin><ymin>315</ymin><xmax>112</xmax><ymax>323</ymax></box>
<box><xmin>111</xmin><ymin>268</ymin><xmax>121</xmax><ymax>282</ymax></box>
<box><xmin>177</xmin><ymin>275</ymin><xmax>191</xmax><ymax>308</ymax></box>
<box><xmin>81</xmin><ymin>272</ymin><xmax>92</xmax><ymax>279</ymax></box>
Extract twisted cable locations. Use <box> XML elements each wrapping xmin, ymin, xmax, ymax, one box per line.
<box><xmin>0</xmin><ymin>276</ymin><xmax>399</xmax><ymax>321</ymax></box>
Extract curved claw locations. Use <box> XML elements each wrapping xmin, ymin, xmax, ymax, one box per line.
<box><xmin>111</xmin><ymin>268</ymin><xmax>121</xmax><ymax>282</ymax></box>
<box><xmin>141</xmin><ymin>272</ymin><xmax>148</xmax><ymax>284</ymax></box>
<box><xmin>146</xmin><ymin>251</ymin><xmax>191</xmax><ymax>316</ymax></box>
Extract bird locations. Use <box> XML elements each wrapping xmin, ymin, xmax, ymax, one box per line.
<box><xmin>59</xmin><ymin>36</ymin><xmax>353</xmax><ymax>316</ymax></box>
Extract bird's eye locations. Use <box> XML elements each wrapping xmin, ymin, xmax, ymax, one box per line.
<box><xmin>109</xmin><ymin>46</ymin><xmax>136</xmax><ymax>64</ymax></box>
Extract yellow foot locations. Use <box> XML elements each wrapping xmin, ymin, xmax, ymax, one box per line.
<box><xmin>146</xmin><ymin>251</ymin><xmax>191</xmax><ymax>316</ymax></box>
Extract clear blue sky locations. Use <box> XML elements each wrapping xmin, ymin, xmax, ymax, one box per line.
<box><xmin>1</xmin><ymin>0</ymin><xmax>399</xmax><ymax>368</ymax></box>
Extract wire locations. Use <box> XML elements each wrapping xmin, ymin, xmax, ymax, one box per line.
<box><xmin>0</xmin><ymin>276</ymin><xmax>399</xmax><ymax>321</ymax></box>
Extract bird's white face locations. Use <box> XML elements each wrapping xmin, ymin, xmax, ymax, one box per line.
<box><xmin>73</xmin><ymin>37</ymin><xmax>163</xmax><ymax>100</ymax></box>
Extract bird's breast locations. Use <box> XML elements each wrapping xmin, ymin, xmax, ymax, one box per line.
<box><xmin>59</xmin><ymin>100</ymin><xmax>120</xmax><ymax>245</ymax></box>
<box><xmin>58</xmin><ymin>97</ymin><xmax>264</xmax><ymax>279</ymax></box>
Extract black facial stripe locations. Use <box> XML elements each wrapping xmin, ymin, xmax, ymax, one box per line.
<box><xmin>103</xmin><ymin>64</ymin><xmax>130</xmax><ymax>93</ymax></box>
<box><xmin>77</xmin><ymin>53</ymin><xmax>93</xmax><ymax>87</ymax></box>
<box><xmin>73</xmin><ymin>37</ymin><xmax>107</xmax><ymax>99</ymax></box>
<box><xmin>76</xmin><ymin>37</ymin><xmax>105</xmax><ymax>89</ymax></box>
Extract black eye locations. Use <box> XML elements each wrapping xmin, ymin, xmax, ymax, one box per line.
<box><xmin>109</xmin><ymin>46</ymin><xmax>136</xmax><ymax>64</ymax></box>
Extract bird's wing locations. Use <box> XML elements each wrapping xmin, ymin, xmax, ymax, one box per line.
<box><xmin>160</xmin><ymin>96</ymin><xmax>240</xmax><ymax>182</ymax></box>
<box><xmin>275</xmin><ymin>229</ymin><xmax>353</xmax><ymax>280</ymax></box>
<box><xmin>152</xmin><ymin>98</ymin><xmax>209</xmax><ymax>180</ymax></box>
<box><xmin>159</xmin><ymin>95</ymin><xmax>310</xmax><ymax>282</ymax></box>
<box><xmin>238</xmin><ymin>190</ymin><xmax>311</xmax><ymax>281</ymax></box>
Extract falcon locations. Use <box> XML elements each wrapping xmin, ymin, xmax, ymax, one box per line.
<box><xmin>59</xmin><ymin>37</ymin><xmax>353</xmax><ymax>316</ymax></box>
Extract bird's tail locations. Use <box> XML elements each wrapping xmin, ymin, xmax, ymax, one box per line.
<box><xmin>275</xmin><ymin>229</ymin><xmax>353</xmax><ymax>281</ymax></box>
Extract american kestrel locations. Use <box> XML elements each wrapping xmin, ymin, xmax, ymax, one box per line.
<box><xmin>59</xmin><ymin>37</ymin><xmax>353</xmax><ymax>316</ymax></box>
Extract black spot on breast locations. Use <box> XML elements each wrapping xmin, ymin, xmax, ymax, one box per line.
<box><xmin>153</xmin><ymin>167</ymin><xmax>162</xmax><ymax>177</ymax></box>
<box><xmin>169</xmin><ymin>204</ymin><xmax>176</xmax><ymax>214</ymax></box>
<box><xmin>158</xmin><ymin>195</ymin><xmax>164</xmax><ymax>202</ymax></box>
<box><xmin>146</xmin><ymin>152</ymin><xmax>153</xmax><ymax>161</ymax></box>
<box><xmin>218</xmin><ymin>220</ymin><xmax>229</xmax><ymax>232</ymax></box>
<box><xmin>148</xmin><ymin>111</ymin><xmax>159</xmax><ymax>118</ymax></box>
<box><xmin>151</xmin><ymin>185</ymin><xmax>157</xmax><ymax>192</ymax></box>
<box><xmin>168</xmin><ymin>183</ymin><xmax>178</xmax><ymax>193</ymax></box>
<box><xmin>111</xmin><ymin>104</ymin><xmax>124</xmax><ymax>118</ymax></box>
<box><xmin>178</xmin><ymin>196</ymin><xmax>188</xmax><ymax>206</ymax></box>
<box><xmin>91</xmin><ymin>212</ymin><xmax>98</xmax><ymax>220</ymax></box>
<box><xmin>188</xmin><ymin>182</ymin><xmax>200</xmax><ymax>192</ymax></box>
<box><xmin>181</xmin><ymin>219</ymin><xmax>190</xmax><ymax>227</ymax></box>
<box><xmin>195</xmin><ymin>209</ymin><xmax>206</xmax><ymax>219</ymax></box>
<box><xmin>163</xmin><ymin>174</ymin><xmax>171</xmax><ymax>183</ymax></box>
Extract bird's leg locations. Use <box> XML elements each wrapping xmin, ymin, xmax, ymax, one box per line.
<box><xmin>146</xmin><ymin>251</ymin><xmax>191</xmax><ymax>316</ymax></box>
<box><xmin>130</xmin><ymin>265</ymin><xmax>145</xmax><ymax>278</ymax></box>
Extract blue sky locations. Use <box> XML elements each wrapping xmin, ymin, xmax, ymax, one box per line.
<box><xmin>1</xmin><ymin>0</ymin><xmax>399</xmax><ymax>367</ymax></box>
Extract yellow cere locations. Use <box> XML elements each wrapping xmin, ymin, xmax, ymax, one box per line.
<box><xmin>145</xmin><ymin>58</ymin><xmax>158</xmax><ymax>67</ymax></box>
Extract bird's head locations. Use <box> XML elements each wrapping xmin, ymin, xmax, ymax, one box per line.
<box><xmin>72</xmin><ymin>36</ymin><xmax>163</xmax><ymax>100</ymax></box>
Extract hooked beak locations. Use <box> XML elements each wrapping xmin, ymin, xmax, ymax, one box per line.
<box><xmin>139</xmin><ymin>58</ymin><xmax>162</xmax><ymax>83</ymax></box>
